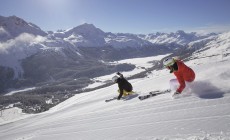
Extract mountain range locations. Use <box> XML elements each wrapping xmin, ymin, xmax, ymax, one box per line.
<box><xmin>0</xmin><ymin>15</ymin><xmax>227</xmax><ymax>94</ymax></box>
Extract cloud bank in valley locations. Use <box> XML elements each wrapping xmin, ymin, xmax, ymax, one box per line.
<box><xmin>0</xmin><ymin>33</ymin><xmax>46</xmax><ymax>54</ymax></box>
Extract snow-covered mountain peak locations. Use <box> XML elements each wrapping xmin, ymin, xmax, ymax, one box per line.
<box><xmin>65</xmin><ymin>23</ymin><xmax>105</xmax><ymax>36</ymax></box>
<box><xmin>175</xmin><ymin>30</ymin><xmax>187</xmax><ymax>35</ymax></box>
<box><xmin>54</xmin><ymin>23</ymin><xmax>106</xmax><ymax>47</ymax></box>
<box><xmin>0</xmin><ymin>15</ymin><xmax>47</xmax><ymax>41</ymax></box>
<box><xmin>5</xmin><ymin>15</ymin><xmax>28</xmax><ymax>27</ymax></box>
<box><xmin>76</xmin><ymin>23</ymin><xmax>98</xmax><ymax>30</ymax></box>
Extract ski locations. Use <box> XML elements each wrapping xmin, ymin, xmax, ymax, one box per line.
<box><xmin>105</xmin><ymin>97</ymin><xmax>117</xmax><ymax>102</ymax></box>
<box><xmin>138</xmin><ymin>89</ymin><xmax>171</xmax><ymax>100</ymax></box>
<box><xmin>105</xmin><ymin>93</ymin><xmax>138</xmax><ymax>102</ymax></box>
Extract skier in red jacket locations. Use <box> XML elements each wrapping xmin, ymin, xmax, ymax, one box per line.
<box><xmin>163</xmin><ymin>57</ymin><xmax>195</xmax><ymax>96</ymax></box>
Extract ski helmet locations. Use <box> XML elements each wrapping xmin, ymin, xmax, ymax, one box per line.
<box><xmin>112</xmin><ymin>75</ymin><xmax>119</xmax><ymax>82</ymax></box>
<box><xmin>163</xmin><ymin>58</ymin><xmax>175</xmax><ymax>67</ymax></box>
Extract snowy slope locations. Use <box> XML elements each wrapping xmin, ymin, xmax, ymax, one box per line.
<box><xmin>0</xmin><ymin>41</ymin><xmax>230</xmax><ymax>139</ymax></box>
<box><xmin>188</xmin><ymin>32</ymin><xmax>230</xmax><ymax>64</ymax></box>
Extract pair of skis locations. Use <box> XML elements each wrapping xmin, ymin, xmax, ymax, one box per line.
<box><xmin>105</xmin><ymin>89</ymin><xmax>171</xmax><ymax>102</ymax></box>
<box><xmin>138</xmin><ymin>89</ymin><xmax>171</xmax><ymax>100</ymax></box>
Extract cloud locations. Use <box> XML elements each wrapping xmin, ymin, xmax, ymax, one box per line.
<box><xmin>0</xmin><ymin>27</ymin><xmax>10</xmax><ymax>35</ymax></box>
<box><xmin>151</xmin><ymin>24</ymin><xmax>230</xmax><ymax>35</ymax></box>
<box><xmin>0</xmin><ymin>33</ymin><xmax>46</xmax><ymax>53</ymax></box>
<box><xmin>186</xmin><ymin>24</ymin><xmax>230</xmax><ymax>35</ymax></box>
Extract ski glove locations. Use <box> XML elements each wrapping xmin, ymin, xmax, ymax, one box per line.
<box><xmin>117</xmin><ymin>72</ymin><xmax>121</xmax><ymax>75</ymax></box>
<box><xmin>117</xmin><ymin>72</ymin><xmax>123</xmax><ymax>78</ymax></box>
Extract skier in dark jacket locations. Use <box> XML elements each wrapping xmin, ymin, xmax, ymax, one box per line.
<box><xmin>112</xmin><ymin>72</ymin><xmax>133</xmax><ymax>100</ymax></box>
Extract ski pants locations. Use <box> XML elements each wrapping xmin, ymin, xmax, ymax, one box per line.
<box><xmin>117</xmin><ymin>89</ymin><xmax>134</xmax><ymax>96</ymax></box>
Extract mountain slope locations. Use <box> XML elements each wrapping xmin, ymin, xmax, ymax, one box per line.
<box><xmin>0</xmin><ymin>36</ymin><xmax>230</xmax><ymax>139</ymax></box>
<box><xmin>0</xmin><ymin>54</ymin><xmax>229</xmax><ymax>140</ymax></box>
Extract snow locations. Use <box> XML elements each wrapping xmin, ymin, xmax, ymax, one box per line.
<box><xmin>0</xmin><ymin>47</ymin><xmax>230</xmax><ymax>139</ymax></box>
<box><xmin>64</xmin><ymin>34</ymin><xmax>84</xmax><ymax>43</ymax></box>
<box><xmin>4</xmin><ymin>87</ymin><xmax>36</xmax><ymax>96</ymax></box>
<box><xmin>188</xmin><ymin>32</ymin><xmax>230</xmax><ymax>65</ymax></box>
<box><xmin>0</xmin><ymin>45</ymin><xmax>230</xmax><ymax>139</ymax></box>
<box><xmin>0</xmin><ymin>107</ymin><xmax>30</xmax><ymax>125</ymax></box>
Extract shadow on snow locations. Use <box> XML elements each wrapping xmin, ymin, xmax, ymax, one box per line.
<box><xmin>123</xmin><ymin>94</ymin><xmax>139</xmax><ymax>101</ymax></box>
<box><xmin>191</xmin><ymin>81</ymin><xmax>225</xmax><ymax>99</ymax></box>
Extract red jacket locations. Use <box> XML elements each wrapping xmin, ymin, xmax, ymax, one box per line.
<box><xmin>173</xmin><ymin>60</ymin><xmax>195</xmax><ymax>93</ymax></box>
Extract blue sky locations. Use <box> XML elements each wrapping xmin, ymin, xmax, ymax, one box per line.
<box><xmin>1</xmin><ymin>0</ymin><xmax>230</xmax><ymax>34</ymax></box>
